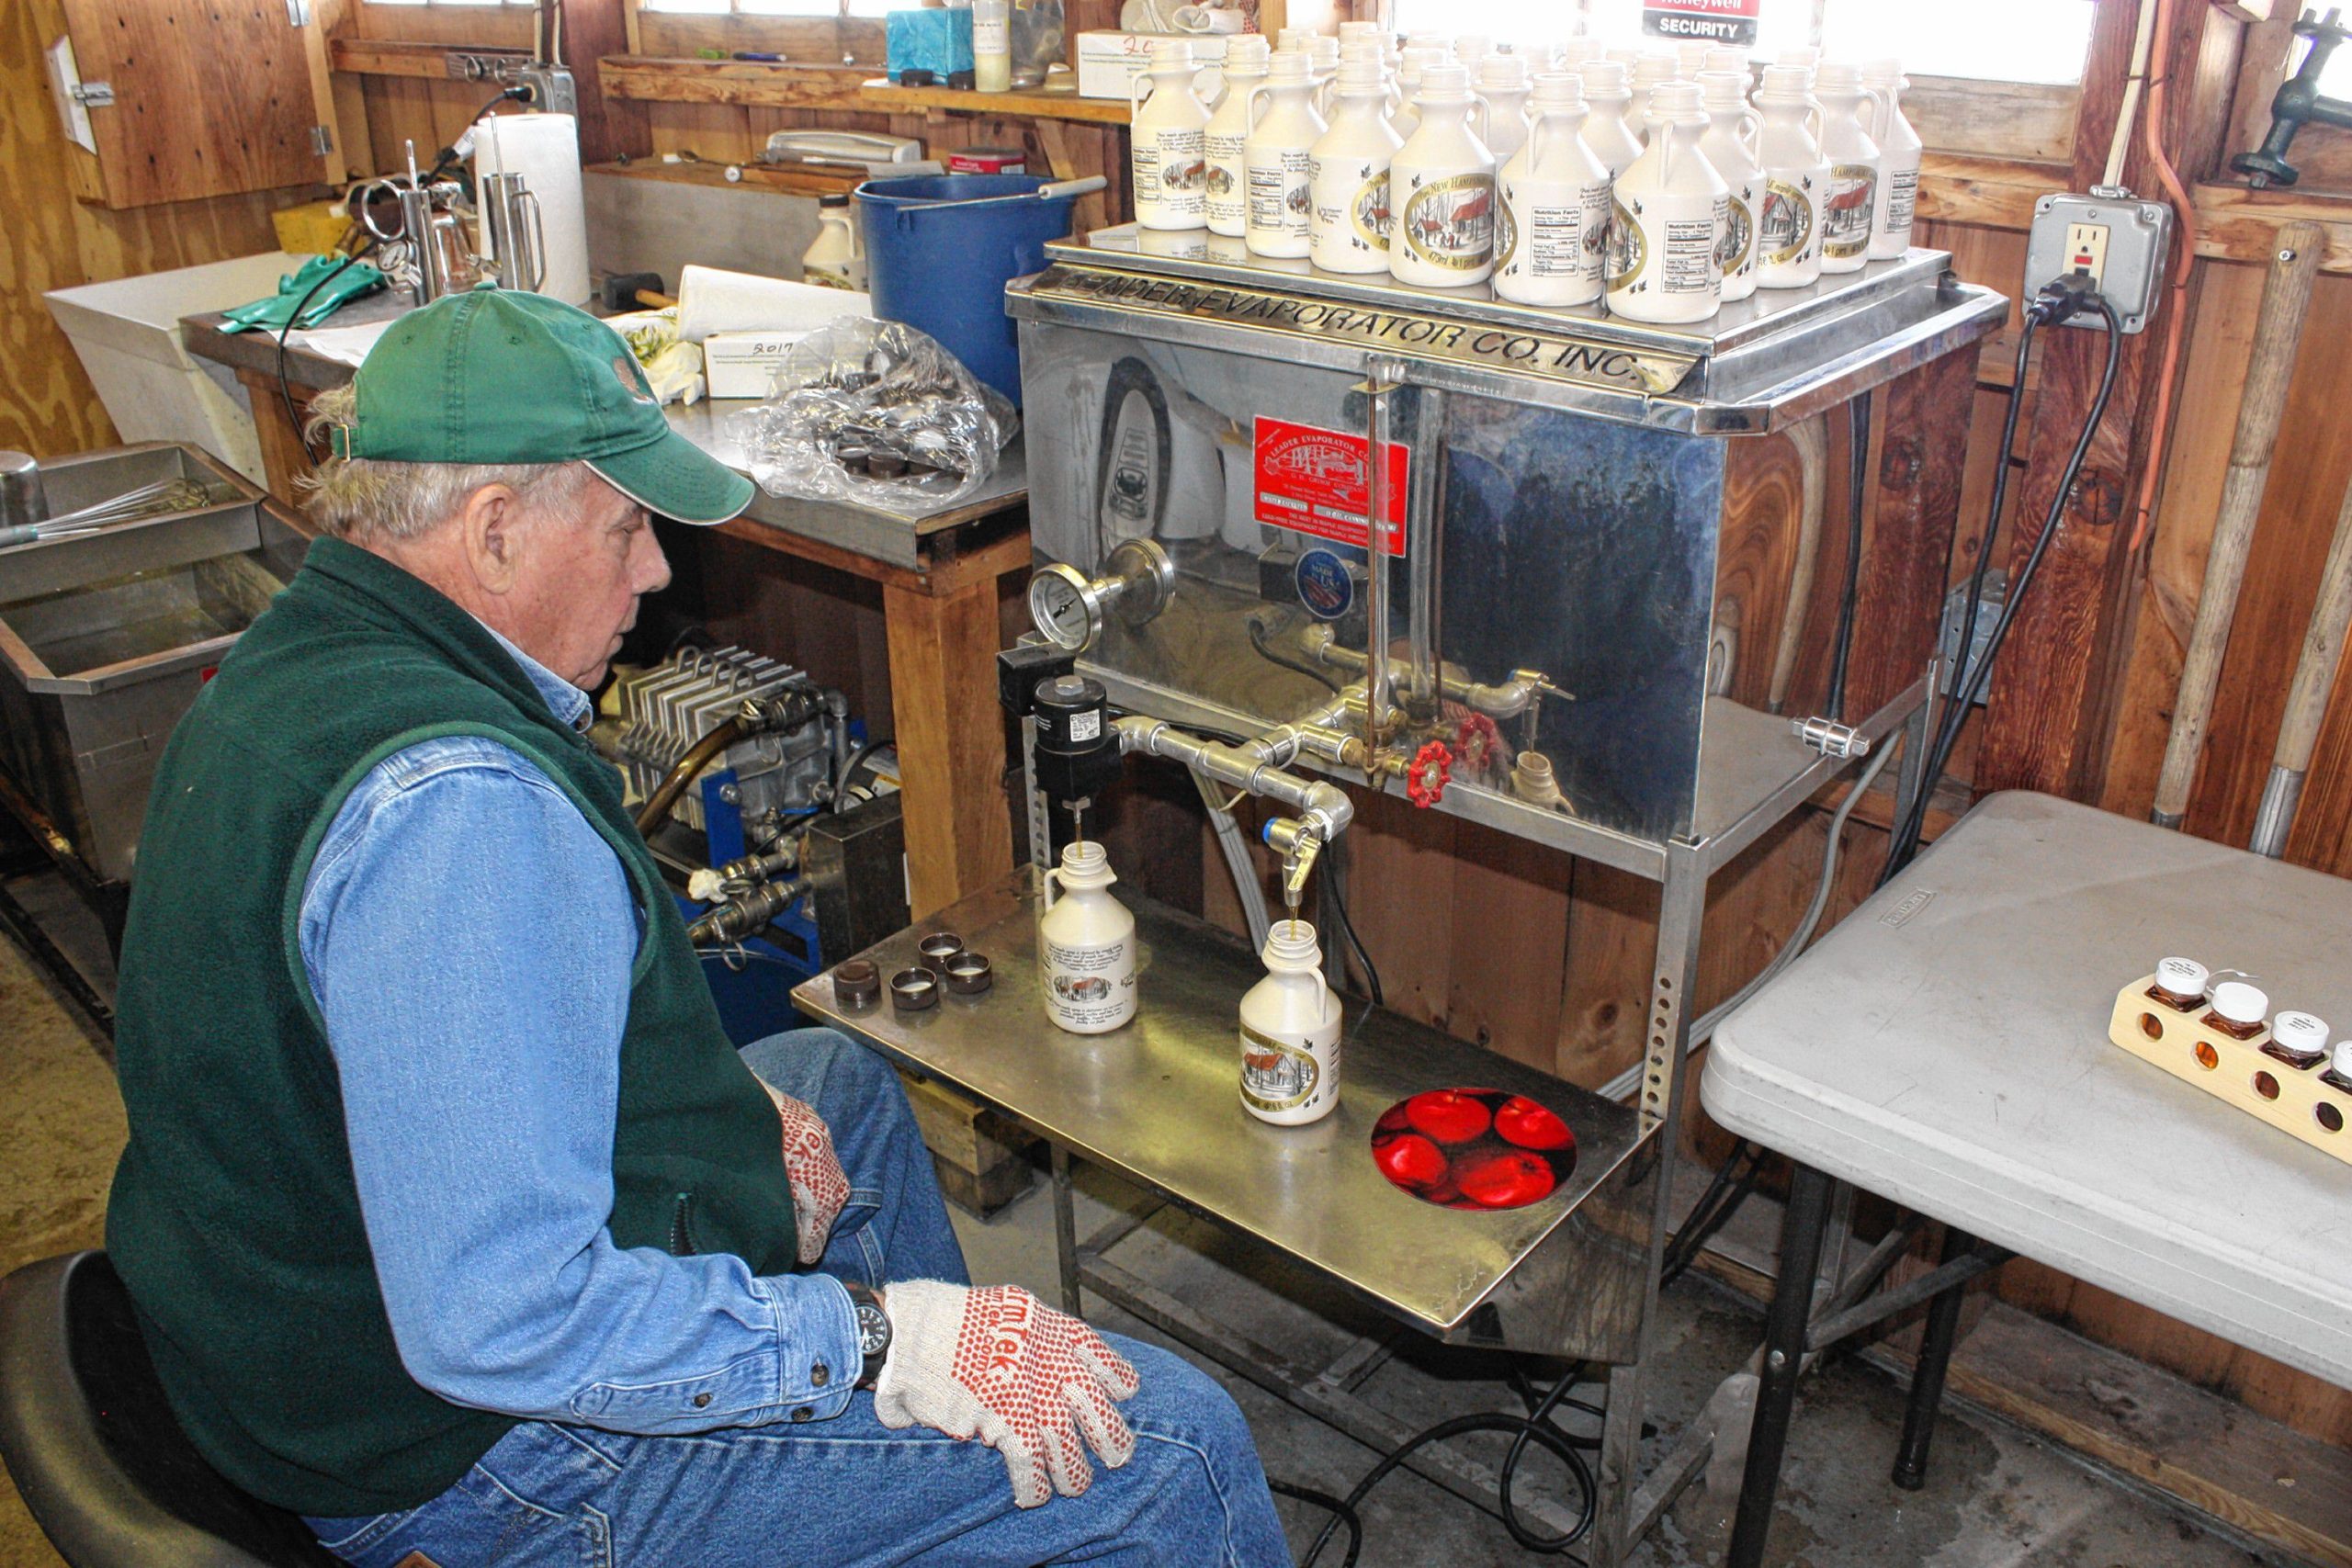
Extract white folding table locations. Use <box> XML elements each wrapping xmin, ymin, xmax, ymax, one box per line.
<box><xmin>1702</xmin><ymin>791</ymin><xmax>2352</xmax><ymax>1567</ymax></box>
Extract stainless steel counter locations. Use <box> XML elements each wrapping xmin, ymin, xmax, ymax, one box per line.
<box><xmin>794</xmin><ymin>872</ymin><xmax>1657</xmax><ymax>1362</ymax></box>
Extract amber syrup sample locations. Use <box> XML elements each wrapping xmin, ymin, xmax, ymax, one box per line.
<box><xmin>2324</xmin><ymin>1043</ymin><xmax>2352</xmax><ymax>1099</ymax></box>
<box><xmin>2145</xmin><ymin>955</ymin><xmax>2210</xmax><ymax>1012</ymax></box>
<box><xmin>2202</xmin><ymin>980</ymin><xmax>2269</xmax><ymax>1042</ymax></box>
<box><xmin>2261</xmin><ymin>1010</ymin><xmax>2331</xmax><ymax>1071</ymax></box>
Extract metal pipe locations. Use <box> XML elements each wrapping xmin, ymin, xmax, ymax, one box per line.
<box><xmin>1726</xmin><ymin>1162</ymin><xmax>1836</xmax><ymax>1568</ymax></box>
<box><xmin>1196</xmin><ymin>770</ymin><xmax>1273</xmax><ymax>953</ymax></box>
<box><xmin>1300</xmin><ymin>626</ymin><xmax>1542</xmax><ymax>717</ymax></box>
<box><xmin>1360</xmin><ymin>367</ymin><xmax>1399</xmax><ymax>752</ymax></box>
<box><xmin>1891</xmin><ymin>1227</ymin><xmax>1986</xmax><ymax>1491</ymax></box>
<box><xmin>1114</xmin><ymin>716</ymin><xmax>1355</xmax><ymax>837</ymax></box>
<box><xmin>2251</xmin><ymin>465</ymin><xmax>2352</xmax><ymax>857</ymax></box>
<box><xmin>1405</xmin><ymin>388</ymin><xmax>1446</xmax><ymax>714</ymax></box>
<box><xmin>2152</xmin><ymin>222</ymin><xmax>2324</xmax><ymax>829</ymax></box>
<box><xmin>635</xmin><ymin>716</ymin><xmax>747</xmax><ymax>836</ymax></box>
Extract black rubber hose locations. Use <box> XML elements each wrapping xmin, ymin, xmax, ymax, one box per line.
<box><xmin>1825</xmin><ymin>389</ymin><xmax>1873</xmax><ymax>721</ymax></box>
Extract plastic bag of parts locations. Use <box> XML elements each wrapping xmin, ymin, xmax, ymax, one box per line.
<box><xmin>732</xmin><ymin>319</ymin><xmax>1018</xmax><ymax>515</ymax></box>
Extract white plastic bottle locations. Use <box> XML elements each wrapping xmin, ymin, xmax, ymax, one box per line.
<box><xmin>1245</xmin><ymin>50</ymin><xmax>1326</xmax><ymax>259</ymax></box>
<box><xmin>1812</xmin><ymin>62</ymin><xmax>1881</xmax><ymax>274</ymax></box>
<box><xmin>1627</xmin><ymin>52</ymin><xmax>1678</xmax><ymax>142</ymax></box>
<box><xmin>1453</xmin><ymin>32</ymin><xmax>1496</xmax><ymax>70</ymax></box>
<box><xmin>1390</xmin><ymin>62</ymin><xmax>1497</xmax><ymax>287</ymax></box>
<box><xmin>1860</xmin><ymin>57</ymin><xmax>1923</xmax><ymax>260</ymax></box>
<box><xmin>1238</xmin><ymin>919</ymin><xmax>1342</xmax><ymax>1126</ymax></box>
<box><xmin>1751</xmin><ymin>63</ymin><xmax>1829</xmax><ymax>289</ymax></box>
<box><xmin>801</xmin><ymin>193</ymin><xmax>864</xmax><ymax>288</ymax></box>
<box><xmin>1310</xmin><ymin>51</ymin><xmax>1403</xmax><ymax>274</ymax></box>
<box><xmin>1205</xmin><ymin>35</ymin><xmax>1272</xmax><ymax>237</ymax></box>
<box><xmin>1130</xmin><ymin>39</ymin><xmax>1211</xmax><ymax>231</ymax></box>
<box><xmin>1675</xmin><ymin>39</ymin><xmax>1714</xmax><ymax>78</ymax></box>
<box><xmin>1606</xmin><ymin>80</ymin><xmax>1726</xmax><ymax>323</ymax></box>
<box><xmin>1555</xmin><ymin>37</ymin><xmax>1601</xmax><ymax>69</ymax></box>
<box><xmin>1475</xmin><ymin>51</ymin><xmax>1532</xmax><ymax>163</ymax></box>
<box><xmin>1389</xmin><ymin>46</ymin><xmax>1446</xmax><ymax>141</ymax></box>
<box><xmin>1696</xmin><ymin>71</ymin><xmax>1762</xmax><ymax>303</ymax></box>
<box><xmin>1577</xmin><ymin>60</ymin><xmax>1642</xmax><ymax>175</ymax></box>
<box><xmin>1495</xmin><ymin>73</ymin><xmax>1610</xmax><ymax>307</ymax></box>
<box><xmin>1038</xmin><ymin>840</ymin><xmax>1137</xmax><ymax>1035</ymax></box>
<box><xmin>1703</xmin><ymin>45</ymin><xmax>1750</xmax><ymax>76</ymax></box>
<box><xmin>973</xmin><ymin>0</ymin><xmax>1012</xmax><ymax>93</ymax></box>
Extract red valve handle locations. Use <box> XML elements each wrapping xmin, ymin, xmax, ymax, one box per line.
<box><xmin>1453</xmin><ymin>712</ymin><xmax>1502</xmax><ymax>776</ymax></box>
<box><xmin>1407</xmin><ymin>739</ymin><xmax>1453</xmax><ymax>809</ymax></box>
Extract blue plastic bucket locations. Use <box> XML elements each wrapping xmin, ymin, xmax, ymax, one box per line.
<box><xmin>855</xmin><ymin>174</ymin><xmax>1079</xmax><ymax>408</ymax></box>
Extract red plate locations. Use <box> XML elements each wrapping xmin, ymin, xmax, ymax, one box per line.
<box><xmin>1370</xmin><ymin>1089</ymin><xmax>1577</xmax><ymax>1211</ymax></box>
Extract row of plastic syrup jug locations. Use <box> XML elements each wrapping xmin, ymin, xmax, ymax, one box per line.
<box><xmin>1035</xmin><ymin>839</ymin><xmax>1343</xmax><ymax>1127</ymax></box>
<box><xmin>1131</xmin><ymin>37</ymin><xmax>1922</xmax><ymax>323</ymax></box>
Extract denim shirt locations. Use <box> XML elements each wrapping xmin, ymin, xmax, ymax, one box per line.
<box><xmin>295</xmin><ymin>625</ymin><xmax>859</xmax><ymax>1433</ymax></box>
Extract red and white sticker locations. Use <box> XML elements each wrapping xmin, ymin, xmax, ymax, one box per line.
<box><xmin>1642</xmin><ymin>0</ymin><xmax>1759</xmax><ymax>45</ymax></box>
<box><xmin>1252</xmin><ymin>416</ymin><xmax>1408</xmax><ymax>557</ymax></box>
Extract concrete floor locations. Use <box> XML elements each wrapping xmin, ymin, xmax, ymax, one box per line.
<box><xmin>0</xmin><ymin>889</ymin><xmax>2278</xmax><ymax>1568</ymax></box>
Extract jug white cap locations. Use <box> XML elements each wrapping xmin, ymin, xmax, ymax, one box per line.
<box><xmin>1814</xmin><ymin>61</ymin><xmax>1868</xmax><ymax>95</ymax></box>
<box><xmin>1755</xmin><ymin>62</ymin><xmax>1815</xmax><ymax>99</ymax></box>
<box><xmin>2211</xmin><ymin>980</ymin><xmax>2268</xmax><ymax>1027</ymax></box>
<box><xmin>1645</xmin><ymin>80</ymin><xmax>1705</xmax><ymax>122</ymax></box>
<box><xmin>1631</xmin><ymin>52</ymin><xmax>1679</xmax><ymax>88</ymax></box>
<box><xmin>1397</xmin><ymin>46</ymin><xmax>1445</xmax><ymax>85</ymax></box>
<box><xmin>2335</xmin><ymin>1040</ymin><xmax>2352</xmax><ymax>1077</ymax></box>
<box><xmin>1777</xmin><ymin>46</ymin><xmax>1822</xmax><ymax>68</ymax></box>
<box><xmin>1309</xmin><ymin>35</ymin><xmax>1341</xmax><ymax>68</ymax></box>
<box><xmin>1476</xmin><ymin>51</ymin><xmax>1530</xmax><ymax>90</ymax></box>
<box><xmin>1261</xmin><ymin>918</ymin><xmax>1327</xmax><ymax>973</ymax></box>
<box><xmin>1697</xmin><ymin>70</ymin><xmax>1752</xmax><ymax>111</ymax></box>
<box><xmin>1578</xmin><ymin>59</ymin><xmax>1631</xmax><ymax>98</ymax></box>
<box><xmin>1148</xmin><ymin>37</ymin><xmax>1195</xmax><ymax>68</ymax></box>
<box><xmin>1338</xmin><ymin>20</ymin><xmax>1384</xmax><ymax>43</ymax></box>
<box><xmin>1276</xmin><ymin>27</ymin><xmax>1312</xmax><ymax>50</ymax></box>
<box><xmin>1530</xmin><ymin>71</ymin><xmax>1589</xmax><ymax>110</ymax></box>
<box><xmin>1336</xmin><ymin>52</ymin><xmax>1388</xmax><ymax>92</ymax></box>
<box><xmin>1861</xmin><ymin>56</ymin><xmax>1907</xmax><ymax>87</ymax></box>
<box><xmin>1417</xmin><ymin>62</ymin><xmax>1473</xmax><ymax>100</ymax></box>
<box><xmin>2275</xmin><ymin>1010</ymin><xmax>2331</xmax><ymax>1053</ymax></box>
<box><xmin>1555</xmin><ymin>38</ymin><xmax>1601</xmax><ymax>66</ymax></box>
<box><xmin>1266</xmin><ymin>49</ymin><xmax>1315</xmax><ymax>85</ymax></box>
<box><xmin>2155</xmin><ymin>955</ymin><xmax>2210</xmax><ymax>995</ymax></box>
<box><xmin>1339</xmin><ymin>38</ymin><xmax>1385</xmax><ymax>66</ymax></box>
<box><xmin>1224</xmin><ymin>33</ymin><xmax>1272</xmax><ymax>72</ymax></box>
<box><xmin>1704</xmin><ymin>46</ymin><xmax>1751</xmax><ymax>73</ymax></box>
<box><xmin>1454</xmin><ymin>33</ymin><xmax>1495</xmax><ymax>64</ymax></box>
<box><xmin>1510</xmin><ymin>40</ymin><xmax>1559</xmax><ymax>70</ymax></box>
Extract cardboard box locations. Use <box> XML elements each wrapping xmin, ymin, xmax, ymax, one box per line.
<box><xmin>1075</xmin><ymin>31</ymin><xmax>1230</xmax><ymax>101</ymax></box>
<box><xmin>704</xmin><ymin>330</ymin><xmax>808</xmax><ymax>400</ymax></box>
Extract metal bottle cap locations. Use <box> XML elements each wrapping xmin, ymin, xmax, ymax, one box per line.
<box><xmin>833</xmin><ymin>959</ymin><xmax>881</xmax><ymax>1007</ymax></box>
<box><xmin>0</xmin><ymin>451</ymin><xmax>47</xmax><ymax>531</ymax></box>
<box><xmin>2210</xmin><ymin>980</ymin><xmax>2268</xmax><ymax>1027</ymax></box>
<box><xmin>889</xmin><ymin>967</ymin><xmax>940</xmax><ymax>1011</ymax></box>
<box><xmin>944</xmin><ymin>951</ymin><xmax>993</xmax><ymax>994</ymax></box>
<box><xmin>919</xmin><ymin>931</ymin><xmax>964</xmax><ymax>964</ymax></box>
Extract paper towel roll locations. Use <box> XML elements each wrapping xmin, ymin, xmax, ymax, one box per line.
<box><xmin>472</xmin><ymin>113</ymin><xmax>592</xmax><ymax>306</ymax></box>
<box><xmin>674</xmin><ymin>265</ymin><xmax>873</xmax><ymax>343</ymax></box>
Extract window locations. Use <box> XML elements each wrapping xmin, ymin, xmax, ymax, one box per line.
<box><xmin>639</xmin><ymin>0</ymin><xmax>898</xmax><ymax>16</ymax></box>
<box><xmin>1392</xmin><ymin>0</ymin><xmax>2097</xmax><ymax>85</ymax></box>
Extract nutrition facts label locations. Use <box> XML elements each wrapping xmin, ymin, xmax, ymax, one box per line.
<box><xmin>1660</xmin><ymin>217</ymin><xmax>1717</xmax><ymax>294</ymax></box>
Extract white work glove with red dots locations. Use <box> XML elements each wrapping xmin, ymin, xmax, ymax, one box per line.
<box><xmin>759</xmin><ymin>1083</ymin><xmax>848</xmax><ymax>1266</ymax></box>
<box><xmin>871</xmin><ymin>1281</ymin><xmax>1142</xmax><ymax>1507</ymax></box>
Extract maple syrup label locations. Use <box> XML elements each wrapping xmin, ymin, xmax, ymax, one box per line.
<box><xmin>1605</xmin><ymin>196</ymin><xmax>1646</xmax><ymax>288</ymax></box>
<box><xmin>1041</xmin><ymin>936</ymin><xmax>1136</xmax><ymax>1030</ymax></box>
<box><xmin>1239</xmin><ymin>1021</ymin><xmax>1325</xmax><ymax>1112</ymax></box>
<box><xmin>1204</xmin><ymin>131</ymin><xmax>1246</xmax><ymax>226</ymax></box>
<box><xmin>1134</xmin><ymin>130</ymin><xmax>1207</xmax><ymax>216</ymax></box>
<box><xmin>1248</xmin><ymin>150</ymin><xmax>1313</xmax><ymax>235</ymax></box>
<box><xmin>1822</xmin><ymin>163</ymin><xmax>1878</xmax><ymax>259</ymax></box>
<box><xmin>1758</xmin><ymin>176</ymin><xmax>1815</xmax><ymax>265</ymax></box>
<box><xmin>1351</xmin><ymin>171</ymin><xmax>1394</xmax><ymax>250</ymax></box>
<box><xmin>1718</xmin><ymin>189</ymin><xmax>1755</xmax><ymax>276</ymax></box>
<box><xmin>1883</xmin><ymin>166</ymin><xmax>1918</xmax><ymax>233</ymax></box>
<box><xmin>1400</xmin><ymin>173</ymin><xmax>1496</xmax><ymax>271</ymax></box>
<box><xmin>1494</xmin><ymin>195</ymin><xmax>1518</xmax><ymax>272</ymax></box>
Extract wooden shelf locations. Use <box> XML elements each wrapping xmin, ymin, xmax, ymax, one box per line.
<box><xmin>597</xmin><ymin>56</ymin><xmax>1130</xmax><ymax>125</ymax></box>
<box><xmin>329</xmin><ymin>38</ymin><xmax>528</xmax><ymax>80</ymax></box>
<box><xmin>2193</xmin><ymin>184</ymin><xmax>2352</xmax><ymax>274</ymax></box>
<box><xmin>586</xmin><ymin>156</ymin><xmax>861</xmax><ymax>198</ymax></box>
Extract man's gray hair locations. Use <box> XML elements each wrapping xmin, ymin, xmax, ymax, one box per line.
<box><xmin>298</xmin><ymin>383</ymin><xmax>594</xmax><ymax>545</ymax></box>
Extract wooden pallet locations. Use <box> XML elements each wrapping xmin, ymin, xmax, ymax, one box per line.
<box><xmin>899</xmin><ymin>1069</ymin><xmax>1040</xmax><ymax>1217</ymax></box>
<box><xmin>2108</xmin><ymin>977</ymin><xmax>2352</xmax><ymax>1167</ymax></box>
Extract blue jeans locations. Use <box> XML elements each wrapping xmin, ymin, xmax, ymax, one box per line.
<box><xmin>307</xmin><ymin>1028</ymin><xmax>1288</xmax><ymax>1567</ymax></box>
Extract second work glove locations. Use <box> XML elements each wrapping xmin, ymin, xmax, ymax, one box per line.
<box><xmin>872</xmin><ymin>1281</ymin><xmax>1142</xmax><ymax>1507</ymax></box>
<box><xmin>761</xmin><ymin>1084</ymin><xmax>849</xmax><ymax>1265</ymax></box>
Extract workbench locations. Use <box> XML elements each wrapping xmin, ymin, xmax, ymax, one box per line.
<box><xmin>179</xmin><ymin>301</ymin><xmax>1025</xmax><ymax>918</ymax></box>
<box><xmin>1702</xmin><ymin>792</ymin><xmax>2352</xmax><ymax>1567</ymax></box>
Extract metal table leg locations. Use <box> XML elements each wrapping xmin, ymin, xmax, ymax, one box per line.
<box><xmin>1892</xmin><ymin>1224</ymin><xmax>1976</xmax><ymax>1490</ymax></box>
<box><xmin>1726</xmin><ymin>1161</ymin><xmax>1836</xmax><ymax>1568</ymax></box>
<box><xmin>1050</xmin><ymin>1144</ymin><xmax>1082</xmax><ymax>1316</ymax></box>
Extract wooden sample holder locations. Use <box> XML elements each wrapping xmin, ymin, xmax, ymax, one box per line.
<box><xmin>2109</xmin><ymin>977</ymin><xmax>2352</xmax><ymax>1166</ymax></box>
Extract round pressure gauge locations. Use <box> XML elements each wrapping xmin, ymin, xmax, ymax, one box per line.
<box><xmin>1027</xmin><ymin>564</ymin><xmax>1101</xmax><ymax>652</ymax></box>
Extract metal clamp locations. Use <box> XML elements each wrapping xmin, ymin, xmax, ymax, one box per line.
<box><xmin>1790</xmin><ymin>716</ymin><xmax>1871</xmax><ymax>759</ymax></box>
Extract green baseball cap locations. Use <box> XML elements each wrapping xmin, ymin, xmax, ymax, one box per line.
<box><xmin>341</xmin><ymin>287</ymin><xmax>754</xmax><ymax>525</ymax></box>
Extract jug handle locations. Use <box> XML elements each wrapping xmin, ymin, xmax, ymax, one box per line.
<box><xmin>1041</xmin><ymin>864</ymin><xmax>1063</xmax><ymax>911</ymax></box>
<box><xmin>1247</xmin><ymin>81</ymin><xmax>1273</xmax><ymax>134</ymax></box>
<box><xmin>1804</xmin><ymin>99</ymin><xmax>1824</xmax><ymax>144</ymax></box>
<box><xmin>1739</xmin><ymin>108</ymin><xmax>1762</xmax><ymax>161</ymax></box>
<box><xmin>1469</xmin><ymin>96</ymin><xmax>1491</xmax><ymax>145</ymax></box>
<box><xmin>1130</xmin><ymin>72</ymin><xmax>1156</xmax><ymax>120</ymax></box>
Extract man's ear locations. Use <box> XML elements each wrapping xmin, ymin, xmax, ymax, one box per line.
<box><xmin>458</xmin><ymin>483</ymin><xmax>525</xmax><ymax>596</ymax></box>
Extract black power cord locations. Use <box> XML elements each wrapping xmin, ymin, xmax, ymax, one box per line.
<box><xmin>1318</xmin><ymin>845</ymin><xmax>1383</xmax><ymax>1009</ymax></box>
<box><xmin>1883</xmin><ymin>278</ymin><xmax>2121</xmax><ymax>882</ymax></box>
<box><xmin>1824</xmin><ymin>389</ymin><xmax>1873</xmax><ymax>722</ymax></box>
<box><xmin>1250</xmin><ymin>614</ymin><xmax>1346</xmax><ymax>694</ymax></box>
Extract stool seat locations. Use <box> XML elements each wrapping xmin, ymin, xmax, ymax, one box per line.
<box><xmin>0</xmin><ymin>1251</ymin><xmax>340</xmax><ymax>1568</ymax></box>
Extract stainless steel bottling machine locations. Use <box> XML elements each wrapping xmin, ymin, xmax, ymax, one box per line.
<box><xmin>801</xmin><ymin>226</ymin><xmax>2006</xmax><ymax>1563</ymax></box>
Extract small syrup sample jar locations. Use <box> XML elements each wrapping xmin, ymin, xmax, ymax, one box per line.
<box><xmin>2202</xmin><ymin>980</ymin><xmax>2269</xmax><ymax>1042</ymax></box>
<box><xmin>2321</xmin><ymin>1041</ymin><xmax>2352</xmax><ymax>1098</ymax></box>
<box><xmin>2262</xmin><ymin>1010</ymin><xmax>2331</xmax><ymax>1071</ymax></box>
<box><xmin>2144</xmin><ymin>955</ymin><xmax>2210</xmax><ymax>1012</ymax></box>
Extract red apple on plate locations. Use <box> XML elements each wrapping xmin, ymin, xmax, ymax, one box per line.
<box><xmin>1458</xmin><ymin>1150</ymin><xmax>1557</xmax><ymax>1209</ymax></box>
<box><xmin>1405</xmin><ymin>1089</ymin><xmax>1492</xmax><ymax>1144</ymax></box>
<box><xmin>1373</xmin><ymin>1132</ymin><xmax>1449</xmax><ymax>1190</ymax></box>
<box><xmin>1494</xmin><ymin>1095</ymin><xmax>1572</xmax><ymax>1152</ymax></box>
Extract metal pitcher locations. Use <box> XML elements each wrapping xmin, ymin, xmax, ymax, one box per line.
<box><xmin>479</xmin><ymin>171</ymin><xmax>547</xmax><ymax>293</ymax></box>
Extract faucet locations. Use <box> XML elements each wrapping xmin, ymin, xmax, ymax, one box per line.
<box><xmin>2233</xmin><ymin>8</ymin><xmax>2352</xmax><ymax>189</ymax></box>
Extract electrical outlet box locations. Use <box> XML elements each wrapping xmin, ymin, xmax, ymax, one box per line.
<box><xmin>2024</xmin><ymin>191</ymin><xmax>2173</xmax><ymax>334</ymax></box>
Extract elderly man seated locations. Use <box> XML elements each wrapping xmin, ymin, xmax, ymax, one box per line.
<box><xmin>104</xmin><ymin>289</ymin><xmax>1287</xmax><ymax>1567</ymax></box>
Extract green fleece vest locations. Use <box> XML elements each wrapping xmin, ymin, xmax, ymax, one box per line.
<box><xmin>106</xmin><ymin>536</ymin><xmax>797</xmax><ymax>1517</ymax></box>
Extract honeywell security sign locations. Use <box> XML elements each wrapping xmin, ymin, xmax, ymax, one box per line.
<box><xmin>1642</xmin><ymin>0</ymin><xmax>1760</xmax><ymax>46</ymax></box>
